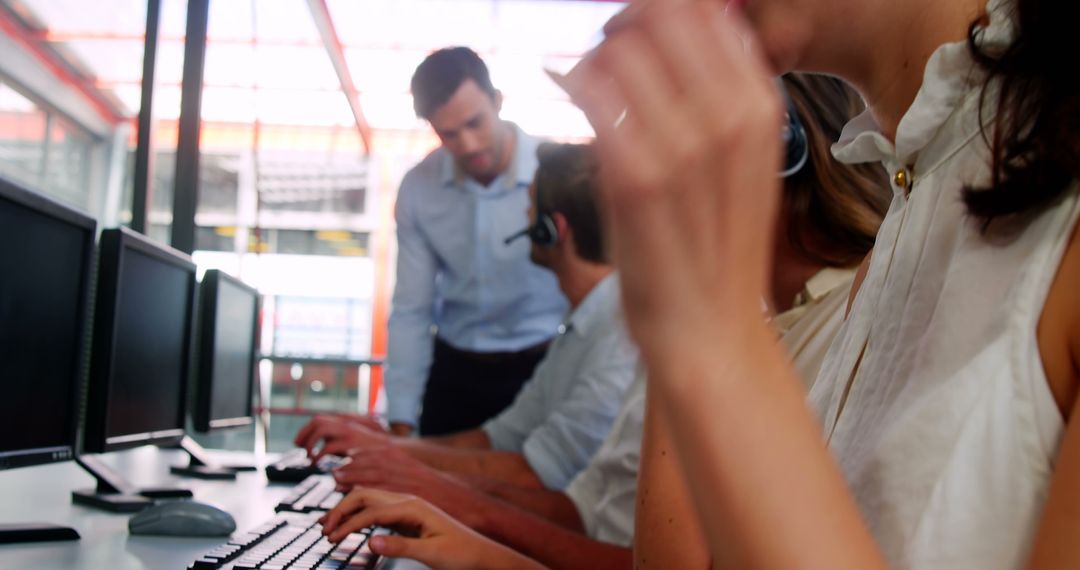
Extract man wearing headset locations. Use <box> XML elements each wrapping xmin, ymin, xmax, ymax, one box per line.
<box><xmin>384</xmin><ymin>47</ymin><xmax>570</xmax><ymax>437</ymax></box>
<box><xmin>297</xmin><ymin>143</ymin><xmax>639</xmax><ymax>492</ymax></box>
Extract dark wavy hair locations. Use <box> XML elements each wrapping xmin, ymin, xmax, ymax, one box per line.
<box><xmin>781</xmin><ymin>73</ymin><xmax>891</xmax><ymax>268</ymax></box>
<box><xmin>964</xmin><ymin>1</ymin><xmax>1080</xmax><ymax>223</ymax></box>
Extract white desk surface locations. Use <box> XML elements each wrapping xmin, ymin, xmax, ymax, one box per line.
<box><xmin>0</xmin><ymin>447</ymin><xmax>426</xmax><ymax>570</ymax></box>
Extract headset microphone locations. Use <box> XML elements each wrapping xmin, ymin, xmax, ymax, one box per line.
<box><xmin>504</xmin><ymin>227</ymin><xmax>530</xmax><ymax>245</ymax></box>
<box><xmin>504</xmin><ymin>214</ymin><xmax>557</xmax><ymax>247</ymax></box>
<box><xmin>504</xmin><ymin>169</ymin><xmax>559</xmax><ymax>248</ymax></box>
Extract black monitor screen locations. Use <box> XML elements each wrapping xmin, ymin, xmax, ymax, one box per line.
<box><xmin>0</xmin><ymin>178</ymin><xmax>95</xmax><ymax>469</ymax></box>
<box><xmin>84</xmin><ymin>228</ymin><xmax>195</xmax><ymax>452</ymax></box>
<box><xmin>194</xmin><ymin>270</ymin><xmax>258</xmax><ymax>431</ymax></box>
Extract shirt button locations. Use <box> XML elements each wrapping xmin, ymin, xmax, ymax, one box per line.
<box><xmin>893</xmin><ymin>168</ymin><xmax>912</xmax><ymax>191</ymax></box>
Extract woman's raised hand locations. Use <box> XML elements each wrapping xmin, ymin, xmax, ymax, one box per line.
<box><xmin>552</xmin><ymin>0</ymin><xmax>783</xmax><ymax>364</ymax></box>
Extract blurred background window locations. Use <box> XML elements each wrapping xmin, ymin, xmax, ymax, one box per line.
<box><xmin>0</xmin><ymin>0</ymin><xmax>624</xmax><ymax>450</ymax></box>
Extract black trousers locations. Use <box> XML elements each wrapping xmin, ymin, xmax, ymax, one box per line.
<box><xmin>418</xmin><ymin>337</ymin><xmax>549</xmax><ymax>436</ymax></box>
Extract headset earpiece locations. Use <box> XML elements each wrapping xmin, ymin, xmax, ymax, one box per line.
<box><xmin>504</xmin><ymin>178</ymin><xmax>559</xmax><ymax>248</ymax></box>
<box><xmin>527</xmin><ymin>173</ymin><xmax>558</xmax><ymax>248</ymax></box>
<box><xmin>528</xmin><ymin>214</ymin><xmax>558</xmax><ymax>248</ymax></box>
<box><xmin>778</xmin><ymin>79</ymin><xmax>809</xmax><ymax>178</ymax></box>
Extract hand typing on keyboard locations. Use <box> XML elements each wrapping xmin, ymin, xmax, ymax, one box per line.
<box><xmin>295</xmin><ymin>415</ymin><xmax>391</xmax><ymax>462</ymax></box>
<box><xmin>320</xmin><ymin>488</ymin><xmax>545</xmax><ymax>570</ymax></box>
<box><xmin>187</xmin><ymin>511</ymin><xmax>389</xmax><ymax>570</ymax></box>
<box><xmin>331</xmin><ymin>445</ymin><xmax>488</xmax><ymax>530</ymax></box>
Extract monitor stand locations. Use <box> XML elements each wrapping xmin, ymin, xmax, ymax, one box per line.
<box><xmin>71</xmin><ymin>454</ymin><xmax>192</xmax><ymax>513</ymax></box>
<box><xmin>168</xmin><ymin>436</ymin><xmax>254</xmax><ymax>480</ymax></box>
<box><xmin>0</xmin><ymin>523</ymin><xmax>80</xmax><ymax>544</ymax></box>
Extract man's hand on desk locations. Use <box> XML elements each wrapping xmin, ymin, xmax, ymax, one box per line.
<box><xmin>294</xmin><ymin>415</ymin><xmax>391</xmax><ymax>461</ymax></box>
<box><xmin>337</xmin><ymin>413</ymin><xmax>389</xmax><ymax>434</ymax></box>
<box><xmin>389</xmin><ymin>422</ymin><xmax>414</xmax><ymax>437</ymax></box>
<box><xmin>320</xmin><ymin>487</ymin><xmax>545</xmax><ymax>570</ymax></box>
<box><xmin>332</xmin><ymin>445</ymin><xmax>489</xmax><ymax>530</ymax></box>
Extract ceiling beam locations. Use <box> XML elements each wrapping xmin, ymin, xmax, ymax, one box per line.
<box><xmin>0</xmin><ymin>3</ymin><xmax>124</xmax><ymax>127</ymax></box>
<box><xmin>306</xmin><ymin>0</ymin><xmax>373</xmax><ymax>156</ymax></box>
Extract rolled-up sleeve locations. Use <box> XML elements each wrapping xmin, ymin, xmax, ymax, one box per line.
<box><xmin>481</xmin><ymin>360</ymin><xmax>551</xmax><ymax>452</ymax></box>
<box><xmin>564</xmin><ymin>374</ymin><xmax>646</xmax><ymax>547</ymax></box>
<box><xmin>520</xmin><ymin>352</ymin><xmax>636</xmax><ymax>489</ymax></box>
<box><xmin>385</xmin><ymin>179</ymin><xmax>438</xmax><ymax>426</ymax></box>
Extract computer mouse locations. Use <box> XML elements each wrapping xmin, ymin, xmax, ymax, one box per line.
<box><xmin>128</xmin><ymin>500</ymin><xmax>236</xmax><ymax>537</ymax></box>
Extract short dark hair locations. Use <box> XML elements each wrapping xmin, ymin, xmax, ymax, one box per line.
<box><xmin>410</xmin><ymin>47</ymin><xmax>497</xmax><ymax>119</ymax></box>
<box><xmin>535</xmin><ymin>143</ymin><xmax>607</xmax><ymax>264</ymax></box>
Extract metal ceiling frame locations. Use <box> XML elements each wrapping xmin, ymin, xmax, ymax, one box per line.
<box><xmin>0</xmin><ymin>2</ymin><xmax>124</xmax><ymax>126</ymax></box>
<box><xmin>306</xmin><ymin>0</ymin><xmax>372</xmax><ymax>156</ymax></box>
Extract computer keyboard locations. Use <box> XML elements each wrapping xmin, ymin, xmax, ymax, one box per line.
<box><xmin>276</xmin><ymin>475</ymin><xmax>343</xmax><ymax>513</ymax></box>
<box><xmin>187</xmin><ymin>511</ymin><xmax>389</xmax><ymax>570</ymax></box>
<box><xmin>266</xmin><ymin>449</ymin><xmax>349</xmax><ymax>483</ymax></box>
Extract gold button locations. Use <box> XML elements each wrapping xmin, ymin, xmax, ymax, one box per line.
<box><xmin>893</xmin><ymin>168</ymin><xmax>910</xmax><ymax>189</ymax></box>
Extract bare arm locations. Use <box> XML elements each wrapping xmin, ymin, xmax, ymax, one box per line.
<box><xmin>557</xmin><ymin>2</ymin><xmax>888</xmax><ymax>567</ymax></box>
<box><xmin>1026</xmin><ymin>222</ymin><xmax>1080</xmax><ymax>568</ymax></box>
<box><xmin>456</xmin><ymin>473</ymin><xmax>585</xmax><ymax>532</ymax></box>
<box><xmin>332</xmin><ymin>457</ymin><xmax>630</xmax><ymax>570</ymax></box>
<box><xmin>634</xmin><ymin>382</ymin><xmax>709</xmax><ymax>569</ymax></box>
<box><xmin>421</xmin><ymin>429</ymin><xmax>492</xmax><ymax>450</ymax></box>
<box><xmin>648</xmin><ymin>323</ymin><xmax>884</xmax><ymax>568</ymax></box>
<box><xmin>472</xmin><ymin>493</ymin><xmax>631</xmax><ymax>570</ymax></box>
<box><xmin>321</xmin><ymin>488</ymin><xmax>547</xmax><ymax>570</ymax></box>
<box><xmin>400</xmin><ymin>441</ymin><xmax>545</xmax><ymax>489</ymax></box>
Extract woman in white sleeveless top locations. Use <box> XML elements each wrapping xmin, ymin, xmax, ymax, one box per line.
<box><xmin>316</xmin><ymin>1</ymin><xmax>1079</xmax><ymax>568</ymax></box>
<box><xmin>551</xmin><ymin>0</ymin><xmax>1080</xmax><ymax>569</ymax></box>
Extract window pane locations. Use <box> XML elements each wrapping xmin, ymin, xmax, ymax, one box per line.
<box><xmin>0</xmin><ymin>81</ymin><xmax>47</xmax><ymax>191</ymax></box>
<box><xmin>250</xmin><ymin>229</ymin><xmax>368</xmax><ymax>257</ymax></box>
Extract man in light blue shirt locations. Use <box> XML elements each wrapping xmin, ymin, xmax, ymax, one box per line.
<box><xmin>387</xmin><ymin>47</ymin><xmax>568</xmax><ymax>435</ymax></box>
<box><xmin>296</xmin><ymin>143</ymin><xmax>638</xmax><ymax>492</ymax></box>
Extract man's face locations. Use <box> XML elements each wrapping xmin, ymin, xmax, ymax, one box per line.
<box><xmin>427</xmin><ymin>79</ymin><xmax>508</xmax><ymax>183</ymax></box>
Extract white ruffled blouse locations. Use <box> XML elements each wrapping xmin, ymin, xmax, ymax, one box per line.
<box><xmin>808</xmin><ymin>0</ymin><xmax>1080</xmax><ymax>567</ymax></box>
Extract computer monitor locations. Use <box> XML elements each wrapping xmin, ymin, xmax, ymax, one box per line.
<box><xmin>0</xmin><ymin>176</ymin><xmax>94</xmax><ymax>543</ymax></box>
<box><xmin>168</xmin><ymin>269</ymin><xmax>260</xmax><ymax>479</ymax></box>
<box><xmin>73</xmin><ymin>227</ymin><xmax>197</xmax><ymax>511</ymax></box>
<box><xmin>192</xmin><ymin>269</ymin><xmax>260</xmax><ymax>432</ymax></box>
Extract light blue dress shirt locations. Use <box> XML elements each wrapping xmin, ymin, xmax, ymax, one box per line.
<box><xmin>481</xmin><ymin>274</ymin><xmax>639</xmax><ymax>490</ymax></box>
<box><xmin>385</xmin><ymin>124</ymin><xmax>569</xmax><ymax>425</ymax></box>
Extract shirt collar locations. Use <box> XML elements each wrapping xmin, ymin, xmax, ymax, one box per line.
<box><xmin>563</xmin><ymin>273</ymin><xmax>619</xmax><ymax>339</ymax></box>
<box><xmin>792</xmin><ymin>267</ymin><xmax>855</xmax><ymax>309</ymax></box>
<box><xmin>439</xmin><ymin>122</ymin><xmax>532</xmax><ymax>193</ymax></box>
<box><xmin>771</xmin><ymin>267</ymin><xmax>855</xmax><ymax>336</ymax></box>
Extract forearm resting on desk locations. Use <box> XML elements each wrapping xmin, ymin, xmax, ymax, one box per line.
<box><xmin>473</xmin><ymin>493</ymin><xmax>630</xmax><ymax>570</ymax></box>
<box><xmin>389</xmin><ymin>422</ymin><xmax>414</xmax><ymax>437</ymax></box>
<box><xmin>419</xmin><ymin>429</ymin><xmax>492</xmax><ymax>450</ymax></box>
<box><xmin>401</xmin><ymin>442</ymin><xmax>546</xmax><ymax>490</ymax></box>
<box><xmin>459</xmin><ymin>473</ymin><xmax>584</xmax><ymax>532</ymax></box>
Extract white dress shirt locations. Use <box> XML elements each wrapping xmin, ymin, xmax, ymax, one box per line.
<box><xmin>482</xmin><ymin>274</ymin><xmax>638</xmax><ymax>490</ymax></box>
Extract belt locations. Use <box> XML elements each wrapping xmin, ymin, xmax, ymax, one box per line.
<box><xmin>435</xmin><ymin>337</ymin><xmax>551</xmax><ymax>363</ymax></box>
